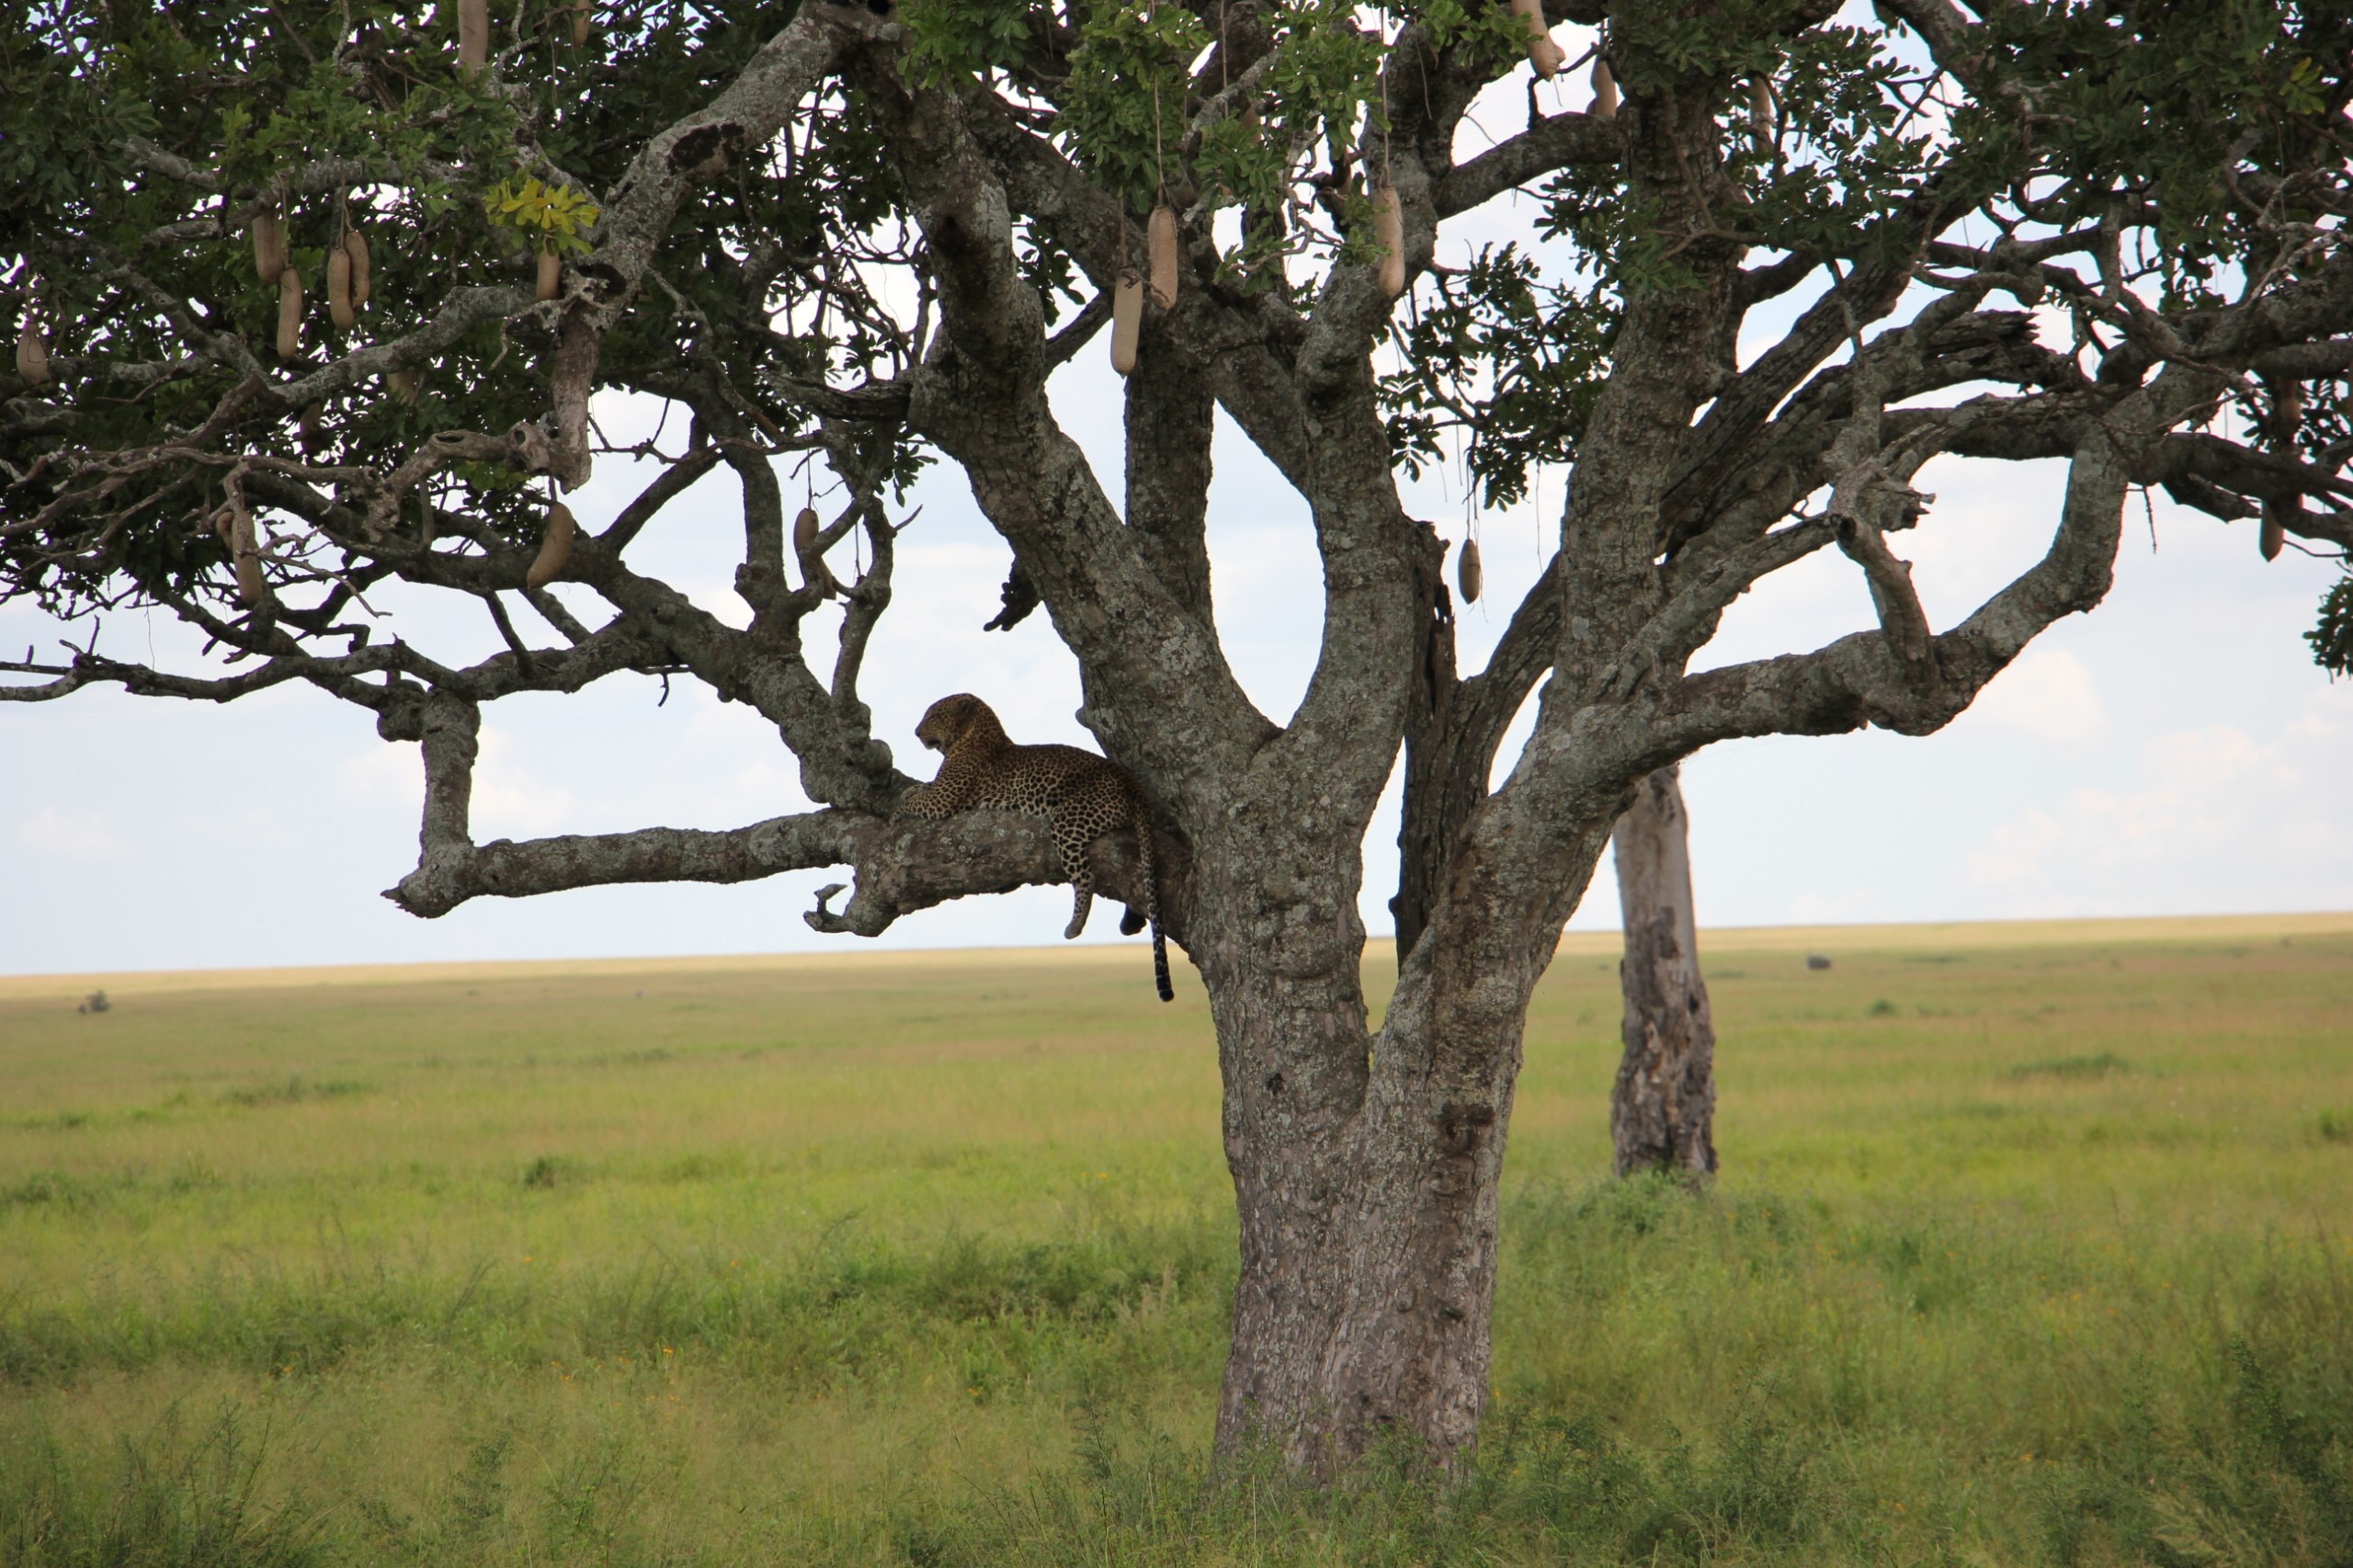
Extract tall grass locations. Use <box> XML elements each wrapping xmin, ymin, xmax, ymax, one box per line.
<box><xmin>2</xmin><ymin>922</ymin><xmax>2349</xmax><ymax>1563</ymax></box>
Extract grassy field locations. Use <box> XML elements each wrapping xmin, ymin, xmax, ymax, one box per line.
<box><xmin>2</xmin><ymin>915</ymin><xmax>2349</xmax><ymax>1566</ymax></box>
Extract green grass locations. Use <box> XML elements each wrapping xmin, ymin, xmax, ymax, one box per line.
<box><xmin>2</xmin><ymin>919</ymin><xmax>2350</xmax><ymax>1565</ymax></box>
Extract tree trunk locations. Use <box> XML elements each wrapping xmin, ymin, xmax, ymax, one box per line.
<box><xmin>1196</xmin><ymin>860</ymin><xmax>1525</xmax><ymax>1471</ymax></box>
<box><xmin>1211</xmin><ymin>1016</ymin><xmax>1519</xmax><ymax>1471</ymax></box>
<box><xmin>1610</xmin><ymin>765</ymin><xmax>1718</xmax><ymax>1177</ymax></box>
<box><xmin>1200</xmin><ymin>772</ymin><xmax>1621</xmax><ymax>1471</ymax></box>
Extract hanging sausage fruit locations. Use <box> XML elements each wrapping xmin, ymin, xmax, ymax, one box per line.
<box><xmin>1372</xmin><ymin>182</ymin><xmax>1406</xmax><ymax>299</ymax></box>
<box><xmin>459</xmin><ymin>0</ymin><xmax>488</xmax><ymax>74</ymax></box>
<box><xmin>15</xmin><ymin>316</ymin><xmax>47</xmax><ymax>385</ymax></box>
<box><xmin>327</xmin><ymin>243</ymin><xmax>355</xmax><ymax>331</ymax></box>
<box><xmin>1147</xmin><ymin>201</ymin><xmax>1179</xmax><ymax>311</ymax></box>
<box><xmin>223</xmin><ymin>510</ymin><xmax>267</xmax><ymax>606</ymax></box>
<box><xmin>276</xmin><ymin>267</ymin><xmax>302</xmax><ymax>361</ymax></box>
<box><xmin>527</xmin><ymin>501</ymin><xmax>575</xmax><ymax>589</ymax></box>
<box><xmin>1590</xmin><ymin>57</ymin><xmax>1619</xmax><ymax>119</ymax></box>
<box><xmin>793</xmin><ymin>504</ymin><xmax>840</xmax><ymax>597</ymax></box>
<box><xmin>344</xmin><ymin>227</ymin><xmax>371</xmax><ymax>309</ymax></box>
<box><xmin>1457</xmin><ymin>538</ymin><xmax>1483</xmax><ymax>604</ymax></box>
<box><xmin>252</xmin><ymin>204</ymin><xmax>285</xmax><ymax>283</ymax></box>
<box><xmin>537</xmin><ymin>249</ymin><xmax>562</xmax><ymax>301</ymax></box>
<box><xmin>1509</xmin><ymin>0</ymin><xmax>1565</xmax><ymax>78</ymax></box>
<box><xmin>1109</xmin><ymin>270</ymin><xmax>1143</xmax><ymax>376</ymax></box>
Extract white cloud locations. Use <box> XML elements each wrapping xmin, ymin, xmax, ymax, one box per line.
<box><xmin>336</xmin><ymin>740</ymin><xmax>418</xmax><ymax>806</ymax></box>
<box><xmin>1967</xmin><ymin>809</ymin><xmax>2064</xmax><ymax>890</ymax></box>
<box><xmin>17</xmin><ymin>807</ymin><xmax>126</xmax><ymax>861</ymax></box>
<box><xmin>468</xmin><ymin>727</ymin><xmax>576</xmax><ymax>837</ymax></box>
<box><xmin>1963</xmin><ymin>645</ymin><xmax>2109</xmax><ymax>747</ymax></box>
<box><xmin>1966</xmin><ymin>703</ymin><xmax>2349</xmax><ymax>906</ymax></box>
<box><xmin>1786</xmin><ymin>889</ymin><xmax>1886</xmax><ymax>924</ymax></box>
<box><xmin>330</xmin><ymin>727</ymin><xmax>573</xmax><ymax>836</ymax></box>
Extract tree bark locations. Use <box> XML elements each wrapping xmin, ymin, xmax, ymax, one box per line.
<box><xmin>1609</xmin><ymin>765</ymin><xmax>1718</xmax><ymax>1178</ymax></box>
<box><xmin>1205</xmin><ymin>869</ymin><xmax>1534</xmax><ymax>1474</ymax></box>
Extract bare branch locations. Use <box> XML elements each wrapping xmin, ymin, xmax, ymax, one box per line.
<box><xmin>600</xmin><ymin>444</ymin><xmax>722</xmax><ymax>554</ymax></box>
<box><xmin>390</xmin><ymin>806</ymin><xmax>865</xmax><ymax>918</ymax></box>
<box><xmin>1432</xmin><ymin>111</ymin><xmax>1620</xmax><ymax>218</ymax></box>
<box><xmin>1660</xmin><ymin>402</ymin><xmax>2155</xmax><ymax>752</ymax></box>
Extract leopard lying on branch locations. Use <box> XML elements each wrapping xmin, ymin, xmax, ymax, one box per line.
<box><xmin>893</xmin><ymin>694</ymin><xmax>1173</xmax><ymax>1003</ymax></box>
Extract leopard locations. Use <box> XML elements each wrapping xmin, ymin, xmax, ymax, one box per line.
<box><xmin>893</xmin><ymin>693</ymin><xmax>1172</xmax><ymax>1003</ymax></box>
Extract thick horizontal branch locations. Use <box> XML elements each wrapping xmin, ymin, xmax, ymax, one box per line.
<box><xmin>1433</xmin><ymin>111</ymin><xmax>1620</xmax><ymax>218</ymax></box>
<box><xmin>386</xmin><ymin>808</ymin><xmax>866</xmax><ymax>917</ymax></box>
<box><xmin>383</xmin><ymin>791</ymin><xmax>1189</xmax><ymax>951</ymax></box>
<box><xmin>803</xmin><ymin>812</ymin><xmax>1188</xmax><ymax>946</ymax></box>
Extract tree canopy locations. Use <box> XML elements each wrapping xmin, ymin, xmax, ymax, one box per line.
<box><xmin>6</xmin><ymin>0</ymin><xmax>2350</xmax><ymax>1466</ymax></box>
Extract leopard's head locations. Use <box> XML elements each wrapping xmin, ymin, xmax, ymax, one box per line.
<box><xmin>915</xmin><ymin>692</ymin><xmax>995</xmax><ymax>753</ymax></box>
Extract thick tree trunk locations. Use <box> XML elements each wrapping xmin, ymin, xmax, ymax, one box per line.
<box><xmin>1203</xmin><ymin>779</ymin><xmax>1620</xmax><ymax>1471</ymax></box>
<box><xmin>1197</xmin><ymin>856</ymin><xmax>1524</xmax><ymax>1471</ymax></box>
<box><xmin>1211</xmin><ymin>1010</ymin><xmax>1518</xmax><ymax>1471</ymax></box>
<box><xmin>1609</xmin><ymin>765</ymin><xmax>1718</xmax><ymax>1177</ymax></box>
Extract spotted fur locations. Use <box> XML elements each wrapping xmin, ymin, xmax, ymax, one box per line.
<box><xmin>894</xmin><ymin>693</ymin><xmax>1172</xmax><ymax>1003</ymax></box>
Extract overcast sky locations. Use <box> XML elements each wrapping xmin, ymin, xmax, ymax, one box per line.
<box><xmin>6</xmin><ymin>39</ymin><xmax>2347</xmax><ymax>977</ymax></box>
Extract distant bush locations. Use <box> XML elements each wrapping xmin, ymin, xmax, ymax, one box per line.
<box><xmin>219</xmin><ymin>1077</ymin><xmax>367</xmax><ymax>1109</ymax></box>
<box><xmin>2010</xmin><ymin>1052</ymin><xmax>2130</xmax><ymax>1081</ymax></box>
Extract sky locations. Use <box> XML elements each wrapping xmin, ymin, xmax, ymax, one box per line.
<box><xmin>5</xmin><ymin>31</ymin><xmax>2348</xmax><ymax>977</ymax></box>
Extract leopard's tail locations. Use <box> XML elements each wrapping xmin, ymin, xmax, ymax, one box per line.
<box><xmin>1135</xmin><ymin>795</ymin><xmax>1173</xmax><ymax>1003</ymax></box>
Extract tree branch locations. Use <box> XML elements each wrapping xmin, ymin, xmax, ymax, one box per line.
<box><xmin>1432</xmin><ymin>111</ymin><xmax>1620</xmax><ymax>218</ymax></box>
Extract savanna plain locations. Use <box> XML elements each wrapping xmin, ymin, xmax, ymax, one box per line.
<box><xmin>2</xmin><ymin>915</ymin><xmax>2349</xmax><ymax>1567</ymax></box>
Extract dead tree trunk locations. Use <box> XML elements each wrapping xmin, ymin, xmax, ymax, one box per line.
<box><xmin>1610</xmin><ymin>765</ymin><xmax>1718</xmax><ymax>1178</ymax></box>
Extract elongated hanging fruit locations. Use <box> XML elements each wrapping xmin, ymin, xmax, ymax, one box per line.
<box><xmin>1372</xmin><ymin>182</ymin><xmax>1405</xmax><ymax>299</ymax></box>
<box><xmin>344</xmin><ymin>229</ymin><xmax>371</xmax><ymax>309</ymax></box>
<box><xmin>253</xmin><ymin>207</ymin><xmax>284</xmax><ymax>283</ymax></box>
<box><xmin>276</xmin><ymin>266</ymin><xmax>302</xmax><ymax>361</ymax></box>
<box><xmin>2273</xmin><ymin>381</ymin><xmax>2304</xmax><ymax>440</ymax></box>
<box><xmin>527</xmin><ymin>501</ymin><xmax>575</xmax><ymax>589</ymax></box>
<box><xmin>387</xmin><ymin>367</ymin><xmax>421</xmax><ymax>403</ymax></box>
<box><xmin>572</xmin><ymin>2</ymin><xmax>590</xmax><ymax>46</ymax></box>
<box><xmin>1590</xmin><ymin>58</ymin><xmax>1618</xmax><ymax>119</ymax></box>
<box><xmin>1109</xmin><ymin>272</ymin><xmax>1143</xmax><ymax>376</ymax></box>
<box><xmin>16</xmin><ymin>319</ymin><xmax>47</xmax><ymax>385</ymax></box>
<box><xmin>459</xmin><ymin>0</ymin><xmax>488</xmax><ymax>74</ymax></box>
<box><xmin>1147</xmin><ymin>203</ymin><xmax>1179</xmax><ymax>311</ymax></box>
<box><xmin>232</xmin><ymin>513</ymin><xmax>266</xmax><ymax>606</ymax></box>
<box><xmin>1509</xmin><ymin>0</ymin><xmax>1563</xmax><ymax>78</ymax></box>
<box><xmin>1457</xmin><ymin>538</ymin><xmax>1483</xmax><ymax>604</ymax></box>
<box><xmin>536</xmin><ymin>249</ymin><xmax>561</xmax><ymax>302</ymax></box>
<box><xmin>793</xmin><ymin>504</ymin><xmax>835</xmax><ymax>597</ymax></box>
<box><xmin>327</xmin><ymin>245</ymin><xmax>354</xmax><ymax>330</ymax></box>
<box><xmin>2259</xmin><ymin>502</ymin><xmax>2286</xmax><ymax>562</ymax></box>
<box><xmin>1749</xmin><ymin>77</ymin><xmax>1773</xmax><ymax>147</ymax></box>
<box><xmin>298</xmin><ymin>402</ymin><xmax>323</xmax><ymax>449</ymax></box>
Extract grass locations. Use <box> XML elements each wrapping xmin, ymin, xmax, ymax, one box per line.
<box><xmin>1</xmin><ymin>915</ymin><xmax>2349</xmax><ymax>1565</ymax></box>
